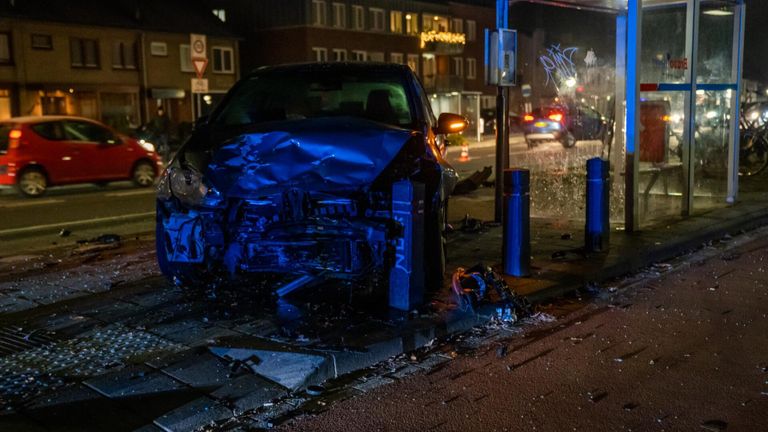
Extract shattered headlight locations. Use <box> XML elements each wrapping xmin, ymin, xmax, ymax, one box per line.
<box><xmin>157</xmin><ymin>167</ymin><xmax>222</xmax><ymax>207</ymax></box>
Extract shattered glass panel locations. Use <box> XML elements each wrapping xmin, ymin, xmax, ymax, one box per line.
<box><xmin>697</xmin><ymin>1</ymin><xmax>736</xmax><ymax>84</ymax></box>
<box><xmin>693</xmin><ymin>89</ymin><xmax>731</xmax><ymax>213</ymax></box>
<box><xmin>640</xmin><ymin>4</ymin><xmax>687</xmax><ymax>84</ymax></box>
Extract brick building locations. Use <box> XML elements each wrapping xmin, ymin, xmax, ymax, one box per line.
<box><xmin>209</xmin><ymin>0</ymin><xmax>497</xmax><ymax>131</ymax></box>
<box><xmin>0</xmin><ymin>0</ymin><xmax>240</xmax><ymax>133</ymax></box>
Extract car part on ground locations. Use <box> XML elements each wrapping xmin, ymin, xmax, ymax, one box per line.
<box><xmin>451</xmin><ymin>263</ymin><xmax>532</xmax><ymax>318</ymax></box>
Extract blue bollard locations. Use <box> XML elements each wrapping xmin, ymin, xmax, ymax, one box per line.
<box><xmin>389</xmin><ymin>180</ymin><xmax>425</xmax><ymax>311</ymax></box>
<box><xmin>503</xmin><ymin>169</ymin><xmax>530</xmax><ymax>277</ymax></box>
<box><xmin>585</xmin><ymin>158</ymin><xmax>610</xmax><ymax>253</ymax></box>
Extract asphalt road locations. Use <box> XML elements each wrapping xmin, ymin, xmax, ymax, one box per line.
<box><xmin>0</xmin><ymin>182</ymin><xmax>156</xmax><ymax>255</ymax></box>
<box><xmin>0</xmin><ymin>133</ymin><xmax>603</xmax><ymax>255</ymax></box>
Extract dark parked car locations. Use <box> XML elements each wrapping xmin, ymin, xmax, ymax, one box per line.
<box><xmin>0</xmin><ymin>115</ymin><xmax>161</xmax><ymax>197</ymax></box>
<box><xmin>523</xmin><ymin>103</ymin><xmax>606</xmax><ymax>148</ymax></box>
<box><xmin>156</xmin><ymin>63</ymin><xmax>465</xmax><ymax>292</ymax></box>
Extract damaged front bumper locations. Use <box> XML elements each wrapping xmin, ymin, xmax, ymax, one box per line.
<box><xmin>157</xmin><ymin>190</ymin><xmax>398</xmax><ymax>279</ymax></box>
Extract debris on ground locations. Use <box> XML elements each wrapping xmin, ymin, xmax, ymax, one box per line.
<box><xmin>459</xmin><ymin>214</ymin><xmax>489</xmax><ymax>233</ymax></box>
<box><xmin>451</xmin><ymin>264</ymin><xmax>532</xmax><ymax>321</ymax></box>
<box><xmin>452</xmin><ymin>166</ymin><xmax>493</xmax><ymax>195</ymax></box>
<box><xmin>58</xmin><ymin>229</ymin><xmax>71</xmax><ymax>237</ymax></box>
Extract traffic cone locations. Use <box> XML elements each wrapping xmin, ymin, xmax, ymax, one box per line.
<box><xmin>459</xmin><ymin>143</ymin><xmax>470</xmax><ymax>162</ymax></box>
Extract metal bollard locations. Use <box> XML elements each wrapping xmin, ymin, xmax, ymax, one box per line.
<box><xmin>389</xmin><ymin>179</ymin><xmax>425</xmax><ymax>311</ymax></box>
<box><xmin>503</xmin><ymin>169</ymin><xmax>530</xmax><ymax>277</ymax></box>
<box><xmin>585</xmin><ymin>158</ymin><xmax>610</xmax><ymax>253</ymax></box>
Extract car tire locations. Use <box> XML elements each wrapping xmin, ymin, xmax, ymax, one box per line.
<box><xmin>16</xmin><ymin>167</ymin><xmax>48</xmax><ymax>198</ymax></box>
<box><xmin>132</xmin><ymin>161</ymin><xmax>156</xmax><ymax>187</ymax></box>
<box><xmin>561</xmin><ymin>132</ymin><xmax>577</xmax><ymax>148</ymax></box>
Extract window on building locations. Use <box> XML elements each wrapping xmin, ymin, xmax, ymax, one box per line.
<box><xmin>368</xmin><ymin>52</ymin><xmax>384</xmax><ymax>62</ymax></box>
<box><xmin>452</xmin><ymin>57</ymin><xmax>463</xmax><ymax>77</ymax></box>
<box><xmin>312</xmin><ymin>0</ymin><xmax>327</xmax><ymax>26</ymax></box>
<box><xmin>212</xmin><ymin>9</ymin><xmax>226</xmax><ymax>22</ymax></box>
<box><xmin>312</xmin><ymin>47</ymin><xmax>328</xmax><ymax>62</ymax></box>
<box><xmin>390</xmin><ymin>10</ymin><xmax>402</xmax><ymax>33</ymax></box>
<box><xmin>466</xmin><ymin>58</ymin><xmax>476</xmax><ymax>79</ymax></box>
<box><xmin>0</xmin><ymin>33</ymin><xmax>11</xmax><ymax>64</ymax></box>
<box><xmin>405</xmin><ymin>13</ymin><xmax>418</xmax><ymax>35</ymax></box>
<box><xmin>180</xmin><ymin>44</ymin><xmax>193</xmax><ymax>72</ymax></box>
<box><xmin>422</xmin><ymin>14</ymin><xmax>448</xmax><ymax>32</ymax></box>
<box><xmin>30</xmin><ymin>34</ymin><xmax>52</xmax><ymax>50</ymax></box>
<box><xmin>332</xmin><ymin>2</ymin><xmax>346</xmax><ymax>28</ymax></box>
<box><xmin>212</xmin><ymin>46</ymin><xmax>234</xmax><ymax>73</ymax></box>
<box><xmin>407</xmin><ymin>54</ymin><xmax>419</xmax><ymax>74</ymax></box>
<box><xmin>332</xmin><ymin>48</ymin><xmax>347</xmax><ymax>62</ymax></box>
<box><xmin>149</xmin><ymin>41</ymin><xmax>167</xmax><ymax>56</ymax></box>
<box><xmin>466</xmin><ymin>20</ymin><xmax>476</xmax><ymax>41</ymax></box>
<box><xmin>370</xmin><ymin>8</ymin><xmax>385</xmax><ymax>32</ymax></box>
<box><xmin>351</xmin><ymin>50</ymin><xmax>366</xmax><ymax>62</ymax></box>
<box><xmin>451</xmin><ymin>18</ymin><xmax>463</xmax><ymax>33</ymax></box>
<box><xmin>112</xmin><ymin>41</ymin><xmax>136</xmax><ymax>69</ymax></box>
<box><xmin>352</xmin><ymin>5</ymin><xmax>365</xmax><ymax>30</ymax></box>
<box><xmin>390</xmin><ymin>52</ymin><xmax>403</xmax><ymax>64</ymax></box>
<box><xmin>70</xmin><ymin>38</ymin><xmax>99</xmax><ymax>68</ymax></box>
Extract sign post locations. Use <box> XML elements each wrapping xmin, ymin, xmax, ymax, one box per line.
<box><xmin>189</xmin><ymin>34</ymin><xmax>208</xmax><ymax>116</ymax></box>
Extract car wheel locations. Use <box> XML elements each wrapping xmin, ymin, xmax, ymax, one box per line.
<box><xmin>16</xmin><ymin>168</ymin><xmax>48</xmax><ymax>198</ymax></box>
<box><xmin>561</xmin><ymin>132</ymin><xmax>577</xmax><ymax>148</ymax></box>
<box><xmin>132</xmin><ymin>161</ymin><xmax>156</xmax><ymax>187</ymax></box>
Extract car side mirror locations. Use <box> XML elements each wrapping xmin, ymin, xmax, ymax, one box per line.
<box><xmin>434</xmin><ymin>113</ymin><xmax>468</xmax><ymax>135</ymax></box>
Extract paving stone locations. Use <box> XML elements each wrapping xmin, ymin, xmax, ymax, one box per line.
<box><xmin>24</xmin><ymin>383</ymin><xmax>105</xmax><ymax>410</ymax></box>
<box><xmin>84</xmin><ymin>365</ymin><xmax>185</xmax><ymax>398</ymax></box>
<box><xmin>211</xmin><ymin>373</ymin><xmax>287</xmax><ymax>413</ymax></box>
<box><xmin>232</xmin><ymin>319</ymin><xmax>280</xmax><ymax>338</ymax></box>
<box><xmin>389</xmin><ymin>364</ymin><xmax>423</xmax><ymax>379</ymax></box>
<box><xmin>328</xmin><ymin>337</ymin><xmax>404</xmax><ymax>377</ymax></box>
<box><xmin>153</xmin><ymin>320</ymin><xmax>239</xmax><ymax>346</ymax></box>
<box><xmin>132</xmin><ymin>424</ymin><xmax>165</xmax><ymax>432</ymax></box>
<box><xmin>210</xmin><ymin>347</ymin><xmax>330</xmax><ymax>391</ymax></box>
<box><xmin>0</xmin><ymin>295</ymin><xmax>38</xmax><ymax>314</ymax></box>
<box><xmin>159</xmin><ymin>350</ymin><xmax>232</xmax><ymax>388</ymax></box>
<box><xmin>352</xmin><ymin>375</ymin><xmax>395</xmax><ymax>393</ymax></box>
<box><xmin>153</xmin><ymin>396</ymin><xmax>232</xmax><ymax>432</ymax></box>
<box><xmin>415</xmin><ymin>353</ymin><xmax>453</xmax><ymax>370</ymax></box>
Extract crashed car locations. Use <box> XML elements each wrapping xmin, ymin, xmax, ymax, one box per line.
<box><xmin>156</xmin><ymin>63</ymin><xmax>465</xmax><ymax>293</ymax></box>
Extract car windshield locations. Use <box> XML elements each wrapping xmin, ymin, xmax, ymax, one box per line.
<box><xmin>212</xmin><ymin>68</ymin><xmax>414</xmax><ymax>129</ymax></box>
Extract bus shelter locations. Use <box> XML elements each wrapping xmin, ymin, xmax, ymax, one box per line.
<box><xmin>498</xmin><ymin>0</ymin><xmax>745</xmax><ymax>231</ymax></box>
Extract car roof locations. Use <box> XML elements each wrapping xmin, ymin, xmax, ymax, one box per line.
<box><xmin>249</xmin><ymin>62</ymin><xmax>413</xmax><ymax>77</ymax></box>
<box><xmin>2</xmin><ymin>115</ymin><xmax>102</xmax><ymax>124</ymax></box>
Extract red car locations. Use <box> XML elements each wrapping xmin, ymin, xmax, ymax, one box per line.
<box><xmin>0</xmin><ymin>116</ymin><xmax>162</xmax><ymax>197</ymax></box>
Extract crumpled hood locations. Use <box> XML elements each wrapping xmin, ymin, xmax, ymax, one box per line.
<box><xmin>206</xmin><ymin>117</ymin><xmax>414</xmax><ymax>197</ymax></box>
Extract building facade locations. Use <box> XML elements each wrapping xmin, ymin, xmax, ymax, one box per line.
<box><xmin>0</xmin><ymin>0</ymin><xmax>239</xmax><ymax>134</ymax></box>
<box><xmin>211</xmin><ymin>0</ymin><xmax>496</xmax><ymax>131</ymax></box>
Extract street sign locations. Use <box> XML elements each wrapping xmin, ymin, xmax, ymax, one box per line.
<box><xmin>484</xmin><ymin>28</ymin><xmax>517</xmax><ymax>86</ymax></box>
<box><xmin>192</xmin><ymin>58</ymin><xmax>208</xmax><ymax>79</ymax></box>
<box><xmin>191</xmin><ymin>78</ymin><xmax>208</xmax><ymax>94</ymax></box>
<box><xmin>190</xmin><ymin>33</ymin><xmax>207</xmax><ymax>60</ymax></box>
<box><xmin>521</xmin><ymin>84</ymin><xmax>531</xmax><ymax>98</ymax></box>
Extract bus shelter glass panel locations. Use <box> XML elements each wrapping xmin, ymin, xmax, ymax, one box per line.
<box><xmin>638</xmin><ymin>2</ymin><xmax>688</xmax><ymax>228</ymax></box>
<box><xmin>638</xmin><ymin>91</ymin><xmax>687</xmax><ymax>226</ymax></box>
<box><xmin>697</xmin><ymin>2</ymin><xmax>736</xmax><ymax>84</ymax></box>
<box><xmin>509</xmin><ymin>3</ymin><xmax>621</xmax><ymax>223</ymax></box>
<box><xmin>693</xmin><ymin>89</ymin><xmax>732</xmax><ymax>210</ymax></box>
<box><xmin>692</xmin><ymin>2</ymin><xmax>737</xmax><ymax>213</ymax></box>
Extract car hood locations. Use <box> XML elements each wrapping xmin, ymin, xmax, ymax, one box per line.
<box><xmin>205</xmin><ymin>117</ymin><xmax>414</xmax><ymax>197</ymax></box>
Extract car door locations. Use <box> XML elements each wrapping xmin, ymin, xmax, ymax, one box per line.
<box><xmin>27</xmin><ymin>121</ymin><xmax>81</xmax><ymax>183</ymax></box>
<box><xmin>61</xmin><ymin>120</ymin><xmax>116</xmax><ymax>181</ymax></box>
